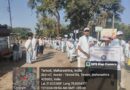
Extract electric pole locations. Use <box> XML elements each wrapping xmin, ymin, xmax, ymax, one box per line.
<box><xmin>7</xmin><ymin>0</ymin><xmax>12</xmax><ymax>29</ymax></box>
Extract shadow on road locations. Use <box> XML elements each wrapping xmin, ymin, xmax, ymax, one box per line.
<box><xmin>33</xmin><ymin>51</ymin><xmax>56</xmax><ymax>63</ymax></box>
<box><xmin>0</xmin><ymin>51</ymin><xmax>26</xmax><ymax>77</ymax></box>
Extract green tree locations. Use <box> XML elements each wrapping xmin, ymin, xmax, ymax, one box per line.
<box><xmin>115</xmin><ymin>23</ymin><xmax>130</xmax><ymax>41</ymax></box>
<box><xmin>64</xmin><ymin>0</ymin><xmax>124</xmax><ymax>29</ymax></box>
<box><xmin>28</xmin><ymin>0</ymin><xmax>64</xmax><ymax>36</ymax></box>
<box><xmin>28</xmin><ymin>0</ymin><xmax>124</xmax><ymax>37</ymax></box>
<box><xmin>12</xmin><ymin>27</ymin><xmax>32</xmax><ymax>39</ymax></box>
<box><xmin>35</xmin><ymin>16</ymin><xmax>57</xmax><ymax>37</ymax></box>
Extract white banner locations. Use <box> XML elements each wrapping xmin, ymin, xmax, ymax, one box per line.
<box><xmin>89</xmin><ymin>46</ymin><xmax>122</xmax><ymax>62</ymax></box>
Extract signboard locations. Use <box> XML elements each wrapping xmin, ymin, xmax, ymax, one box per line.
<box><xmin>95</xmin><ymin>26</ymin><xmax>103</xmax><ymax>32</ymax></box>
<box><xmin>89</xmin><ymin>46</ymin><xmax>121</xmax><ymax>62</ymax></box>
<box><xmin>100</xmin><ymin>28</ymin><xmax>117</xmax><ymax>39</ymax></box>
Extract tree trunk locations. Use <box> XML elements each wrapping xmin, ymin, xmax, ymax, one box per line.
<box><xmin>56</xmin><ymin>10</ymin><xmax>60</xmax><ymax>37</ymax></box>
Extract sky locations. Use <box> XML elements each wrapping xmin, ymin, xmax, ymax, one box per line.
<box><xmin>0</xmin><ymin>0</ymin><xmax>130</xmax><ymax>32</ymax></box>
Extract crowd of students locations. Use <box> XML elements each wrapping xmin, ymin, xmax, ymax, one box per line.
<box><xmin>23</xmin><ymin>28</ymin><xmax>130</xmax><ymax>69</ymax></box>
<box><xmin>23</xmin><ymin>27</ymin><xmax>130</xmax><ymax>90</ymax></box>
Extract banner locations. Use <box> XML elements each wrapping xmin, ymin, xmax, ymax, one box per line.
<box><xmin>89</xmin><ymin>46</ymin><xmax>121</xmax><ymax>62</ymax></box>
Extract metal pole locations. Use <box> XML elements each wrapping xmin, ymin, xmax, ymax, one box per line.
<box><xmin>7</xmin><ymin>0</ymin><xmax>12</xmax><ymax>29</ymax></box>
<box><xmin>7</xmin><ymin>0</ymin><xmax>13</xmax><ymax>48</ymax></box>
<box><xmin>96</xmin><ymin>31</ymin><xmax>100</xmax><ymax>41</ymax></box>
<box><xmin>112</xmin><ymin>13</ymin><xmax>115</xmax><ymax>29</ymax></box>
<box><xmin>98</xmin><ymin>32</ymin><xmax>99</xmax><ymax>40</ymax></box>
<box><xmin>75</xmin><ymin>33</ymin><xmax>77</xmax><ymax>40</ymax></box>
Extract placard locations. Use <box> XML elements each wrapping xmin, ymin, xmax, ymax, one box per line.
<box><xmin>89</xmin><ymin>46</ymin><xmax>121</xmax><ymax>62</ymax></box>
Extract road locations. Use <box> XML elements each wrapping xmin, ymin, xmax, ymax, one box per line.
<box><xmin>0</xmin><ymin>48</ymin><xmax>130</xmax><ymax>90</ymax></box>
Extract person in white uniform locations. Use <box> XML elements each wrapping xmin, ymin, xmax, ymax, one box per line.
<box><xmin>125</xmin><ymin>40</ymin><xmax>130</xmax><ymax>59</ymax></box>
<box><xmin>111</xmin><ymin>31</ymin><xmax>126</xmax><ymax>90</ymax></box>
<box><xmin>66</xmin><ymin>38</ymin><xmax>72</xmax><ymax>59</ymax></box>
<box><xmin>77</xmin><ymin>27</ymin><xmax>93</xmax><ymax>67</ymax></box>
<box><xmin>32</xmin><ymin>36</ymin><xmax>38</xmax><ymax>61</ymax></box>
<box><xmin>25</xmin><ymin>36</ymin><xmax>33</xmax><ymax>64</ymax></box>
<box><xmin>111</xmin><ymin>31</ymin><xmax>126</xmax><ymax>48</ymax></box>
<box><xmin>67</xmin><ymin>39</ymin><xmax>76</xmax><ymax>62</ymax></box>
<box><xmin>61</xmin><ymin>38</ymin><xmax>65</xmax><ymax>52</ymax></box>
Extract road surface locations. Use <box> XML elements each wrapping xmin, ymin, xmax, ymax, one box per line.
<box><xmin>0</xmin><ymin>48</ymin><xmax>130</xmax><ymax>90</ymax></box>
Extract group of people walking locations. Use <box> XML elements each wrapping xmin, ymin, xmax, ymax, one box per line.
<box><xmin>23</xmin><ymin>27</ymin><xmax>130</xmax><ymax>90</ymax></box>
<box><xmin>75</xmin><ymin>27</ymin><xmax>129</xmax><ymax>90</ymax></box>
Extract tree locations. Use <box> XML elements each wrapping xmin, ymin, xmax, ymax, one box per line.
<box><xmin>114</xmin><ymin>23</ymin><xmax>130</xmax><ymax>41</ymax></box>
<box><xmin>35</xmin><ymin>16</ymin><xmax>57</xmax><ymax>37</ymax></box>
<box><xmin>28</xmin><ymin>0</ymin><xmax>124</xmax><ymax>37</ymax></box>
<box><xmin>28</xmin><ymin>0</ymin><xmax>64</xmax><ymax>36</ymax></box>
<box><xmin>12</xmin><ymin>27</ymin><xmax>32</xmax><ymax>39</ymax></box>
<box><xmin>64</xmin><ymin>0</ymin><xmax>124</xmax><ymax>29</ymax></box>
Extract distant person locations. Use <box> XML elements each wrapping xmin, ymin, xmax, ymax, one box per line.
<box><xmin>32</xmin><ymin>36</ymin><xmax>38</xmax><ymax>61</ymax></box>
<box><xmin>18</xmin><ymin>42</ymin><xmax>22</xmax><ymax>60</ymax></box>
<box><xmin>42</xmin><ymin>37</ymin><xmax>45</xmax><ymax>52</ymax></box>
<box><xmin>61</xmin><ymin>38</ymin><xmax>65</xmax><ymax>53</ymax></box>
<box><xmin>66</xmin><ymin>38</ymin><xmax>71</xmax><ymax>58</ymax></box>
<box><xmin>25</xmin><ymin>36</ymin><xmax>32</xmax><ymax>64</ymax></box>
<box><xmin>67</xmin><ymin>38</ymin><xmax>76</xmax><ymax>62</ymax></box>
<box><xmin>56</xmin><ymin>38</ymin><xmax>60</xmax><ymax>50</ymax></box>
<box><xmin>100</xmin><ymin>37</ymin><xmax>111</xmax><ymax>47</ymax></box>
<box><xmin>111</xmin><ymin>31</ymin><xmax>126</xmax><ymax>48</ymax></box>
<box><xmin>12</xmin><ymin>43</ymin><xmax>19</xmax><ymax>61</ymax></box>
<box><xmin>125</xmin><ymin>40</ymin><xmax>130</xmax><ymax>59</ymax></box>
<box><xmin>38</xmin><ymin>37</ymin><xmax>44</xmax><ymax>55</ymax></box>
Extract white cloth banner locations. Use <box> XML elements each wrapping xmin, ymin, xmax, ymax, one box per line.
<box><xmin>89</xmin><ymin>46</ymin><xmax>122</xmax><ymax>62</ymax></box>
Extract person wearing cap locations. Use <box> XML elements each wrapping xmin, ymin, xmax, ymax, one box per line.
<box><xmin>111</xmin><ymin>31</ymin><xmax>126</xmax><ymax>47</ymax></box>
<box><xmin>77</xmin><ymin>27</ymin><xmax>93</xmax><ymax>67</ymax></box>
<box><xmin>111</xmin><ymin>31</ymin><xmax>126</xmax><ymax>90</ymax></box>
